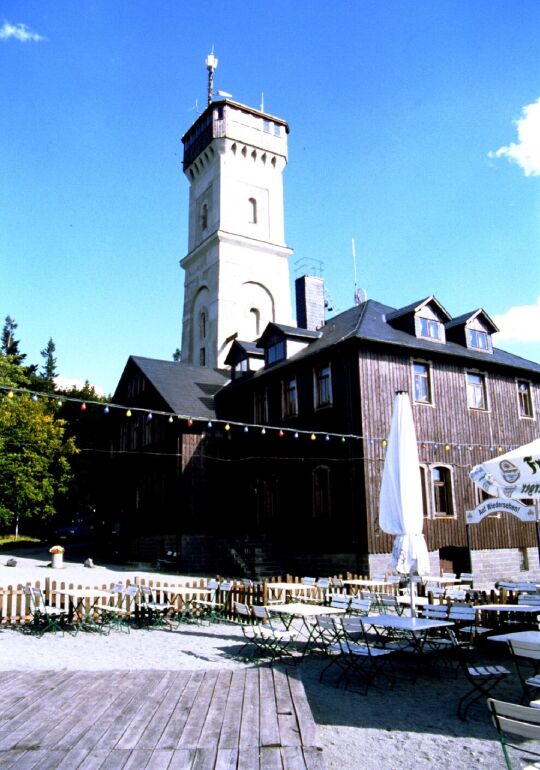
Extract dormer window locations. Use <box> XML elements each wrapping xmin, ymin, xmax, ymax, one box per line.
<box><xmin>468</xmin><ymin>328</ymin><xmax>488</xmax><ymax>350</ymax></box>
<box><xmin>419</xmin><ymin>317</ymin><xmax>442</xmax><ymax>340</ymax></box>
<box><xmin>266</xmin><ymin>338</ymin><xmax>286</xmax><ymax>366</ymax></box>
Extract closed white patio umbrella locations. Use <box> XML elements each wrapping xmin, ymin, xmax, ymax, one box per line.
<box><xmin>470</xmin><ymin>439</ymin><xmax>540</xmax><ymax>500</ymax></box>
<box><xmin>379</xmin><ymin>391</ymin><xmax>430</xmax><ymax>616</ymax></box>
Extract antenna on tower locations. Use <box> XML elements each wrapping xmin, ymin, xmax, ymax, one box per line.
<box><xmin>205</xmin><ymin>48</ymin><xmax>218</xmax><ymax>106</ymax></box>
<box><xmin>260</xmin><ymin>92</ymin><xmax>264</xmax><ymax>112</ymax></box>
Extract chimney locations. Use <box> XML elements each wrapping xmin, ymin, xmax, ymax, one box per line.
<box><xmin>295</xmin><ymin>275</ymin><xmax>325</xmax><ymax>331</ymax></box>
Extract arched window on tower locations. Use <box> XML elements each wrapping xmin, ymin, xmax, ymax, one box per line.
<box><xmin>199</xmin><ymin>311</ymin><xmax>207</xmax><ymax>340</ymax></box>
<box><xmin>201</xmin><ymin>203</ymin><xmax>208</xmax><ymax>231</ymax></box>
<box><xmin>248</xmin><ymin>197</ymin><xmax>257</xmax><ymax>224</ymax></box>
<box><xmin>250</xmin><ymin>307</ymin><xmax>260</xmax><ymax>337</ymax></box>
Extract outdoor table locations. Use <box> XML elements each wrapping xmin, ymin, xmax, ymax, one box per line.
<box><xmin>159</xmin><ymin>586</ymin><xmax>214</xmax><ymax>622</ymax></box>
<box><xmin>55</xmin><ymin>588</ymin><xmax>114</xmax><ymax>632</ymax></box>
<box><xmin>422</xmin><ymin>576</ymin><xmax>462</xmax><ymax>585</ymax></box>
<box><xmin>474</xmin><ymin>604</ymin><xmax>540</xmax><ymax>632</ymax></box>
<box><xmin>488</xmin><ymin>630</ymin><xmax>540</xmax><ymax>644</ymax></box>
<box><xmin>268</xmin><ymin>602</ymin><xmax>346</xmax><ymax>656</ymax></box>
<box><xmin>342</xmin><ymin>579</ymin><xmax>393</xmax><ymax>596</ymax></box>
<box><xmin>266</xmin><ymin>582</ymin><xmax>318</xmax><ymax>604</ymax></box>
<box><xmin>363</xmin><ymin>612</ymin><xmax>455</xmax><ymax>655</ymax></box>
<box><xmin>396</xmin><ymin>595</ymin><xmax>429</xmax><ymax>607</ymax></box>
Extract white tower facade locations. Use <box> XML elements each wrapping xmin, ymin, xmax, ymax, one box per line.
<box><xmin>180</xmin><ymin>98</ymin><xmax>293</xmax><ymax>368</ymax></box>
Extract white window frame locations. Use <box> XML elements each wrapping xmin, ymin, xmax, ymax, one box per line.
<box><xmin>421</xmin><ymin>463</ymin><xmax>456</xmax><ymax>519</ymax></box>
<box><xmin>517</xmin><ymin>379</ymin><xmax>534</xmax><ymax>419</ymax></box>
<box><xmin>466</xmin><ymin>370</ymin><xmax>489</xmax><ymax>411</ymax></box>
<box><xmin>412</xmin><ymin>359</ymin><xmax>433</xmax><ymax>405</ymax></box>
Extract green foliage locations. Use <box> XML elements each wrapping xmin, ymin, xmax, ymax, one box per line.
<box><xmin>39</xmin><ymin>338</ymin><xmax>57</xmax><ymax>390</ymax></box>
<box><xmin>0</xmin><ymin>390</ymin><xmax>78</xmax><ymax>531</ymax></box>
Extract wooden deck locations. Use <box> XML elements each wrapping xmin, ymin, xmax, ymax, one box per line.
<box><xmin>0</xmin><ymin>668</ymin><xmax>326</xmax><ymax>769</ymax></box>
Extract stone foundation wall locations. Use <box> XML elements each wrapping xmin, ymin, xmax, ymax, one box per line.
<box><xmin>470</xmin><ymin>547</ymin><xmax>540</xmax><ymax>584</ymax></box>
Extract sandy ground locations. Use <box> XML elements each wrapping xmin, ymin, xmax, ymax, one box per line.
<box><xmin>0</xmin><ymin>550</ymin><xmax>528</xmax><ymax>769</ymax></box>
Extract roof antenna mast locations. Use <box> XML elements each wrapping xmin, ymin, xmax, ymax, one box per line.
<box><xmin>205</xmin><ymin>48</ymin><xmax>218</xmax><ymax>106</ymax></box>
<box><xmin>352</xmin><ymin>237</ymin><xmax>360</xmax><ymax>306</ymax></box>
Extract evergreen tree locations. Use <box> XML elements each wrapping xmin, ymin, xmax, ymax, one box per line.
<box><xmin>40</xmin><ymin>338</ymin><xmax>57</xmax><ymax>391</ymax></box>
<box><xmin>1</xmin><ymin>316</ymin><xmax>26</xmax><ymax>364</ymax></box>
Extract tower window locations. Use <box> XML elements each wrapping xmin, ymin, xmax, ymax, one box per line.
<box><xmin>201</xmin><ymin>203</ymin><xmax>208</xmax><ymax>230</ymax></box>
<box><xmin>199</xmin><ymin>311</ymin><xmax>207</xmax><ymax>339</ymax></box>
<box><xmin>250</xmin><ymin>308</ymin><xmax>260</xmax><ymax>336</ymax></box>
<box><xmin>248</xmin><ymin>197</ymin><xmax>257</xmax><ymax>224</ymax></box>
<box><xmin>199</xmin><ymin>347</ymin><xmax>206</xmax><ymax>366</ymax></box>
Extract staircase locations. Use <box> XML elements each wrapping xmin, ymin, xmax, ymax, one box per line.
<box><xmin>226</xmin><ymin>537</ymin><xmax>284</xmax><ymax>580</ymax></box>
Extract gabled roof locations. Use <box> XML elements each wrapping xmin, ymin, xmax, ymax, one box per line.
<box><xmin>257</xmin><ymin>322</ymin><xmax>321</xmax><ymax>347</ymax></box>
<box><xmin>445</xmin><ymin>309</ymin><xmax>499</xmax><ymax>334</ymax></box>
<box><xmin>237</xmin><ymin>298</ymin><xmax>540</xmax><ymax>377</ymax></box>
<box><xmin>224</xmin><ymin>340</ymin><xmax>264</xmax><ymax>366</ymax></box>
<box><xmin>114</xmin><ymin>356</ymin><xmax>229</xmax><ymax>418</ymax></box>
<box><xmin>386</xmin><ymin>296</ymin><xmax>452</xmax><ymax>324</ymax></box>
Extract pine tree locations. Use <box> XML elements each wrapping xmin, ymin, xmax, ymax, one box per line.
<box><xmin>1</xmin><ymin>316</ymin><xmax>26</xmax><ymax>364</ymax></box>
<box><xmin>40</xmin><ymin>338</ymin><xmax>57</xmax><ymax>390</ymax></box>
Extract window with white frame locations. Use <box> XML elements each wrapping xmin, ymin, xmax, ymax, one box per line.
<box><xmin>413</xmin><ymin>361</ymin><xmax>432</xmax><ymax>404</ymax></box>
<box><xmin>466</xmin><ymin>371</ymin><xmax>488</xmax><ymax>410</ymax></box>
<box><xmin>314</xmin><ymin>364</ymin><xmax>332</xmax><ymax>408</ymax></box>
<box><xmin>467</xmin><ymin>328</ymin><xmax>488</xmax><ymax>351</ymax></box>
<box><xmin>282</xmin><ymin>376</ymin><xmax>298</xmax><ymax>418</ymax></box>
<box><xmin>431</xmin><ymin>466</ymin><xmax>454</xmax><ymax>517</ymax></box>
<box><xmin>421</xmin><ymin>464</ymin><xmax>455</xmax><ymax>518</ymax></box>
<box><xmin>419</xmin><ymin>317</ymin><xmax>442</xmax><ymax>340</ymax></box>
<box><xmin>517</xmin><ymin>380</ymin><xmax>534</xmax><ymax>418</ymax></box>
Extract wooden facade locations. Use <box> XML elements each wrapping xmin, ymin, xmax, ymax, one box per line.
<box><xmin>214</xmin><ymin>296</ymin><xmax>540</xmax><ymax>577</ymax></box>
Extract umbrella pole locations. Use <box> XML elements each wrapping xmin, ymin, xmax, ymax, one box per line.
<box><xmin>409</xmin><ymin>575</ymin><xmax>416</xmax><ymax>618</ymax></box>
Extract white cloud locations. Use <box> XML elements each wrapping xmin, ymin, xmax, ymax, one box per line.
<box><xmin>489</xmin><ymin>98</ymin><xmax>540</xmax><ymax>176</ymax></box>
<box><xmin>0</xmin><ymin>21</ymin><xmax>45</xmax><ymax>43</ymax></box>
<box><xmin>492</xmin><ymin>296</ymin><xmax>540</xmax><ymax>343</ymax></box>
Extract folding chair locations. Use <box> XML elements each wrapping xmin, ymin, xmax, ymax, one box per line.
<box><xmin>456</xmin><ymin>647</ymin><xmax>511</xmax><ymax>720</ymax></box>
<box><xmin>508</xmin><ymin>639</ymin><xmax>540</xmax><ymax>704</ymax></box>
<box><xmin>25</xmin><ymin>586</ymin><xmax>68</xmax><ymax>636</ymax></box>
<box><xmin>487</xmin><ymin>698</ymin><xmax>540</xmax><ymax>770</ymax></box>
<box><xmin>320</xmin><ymin>616</ymin><xmax>396</xmax><ymax>695</ymax></box>
<box><xmin>377</xmin><ymin>593</ymin><xmax>403</xmax><ymax>615</ymax></box>
<box><xmin>251</xmin><ymin>605</ymin><xmax>299</xmax><ymax>663</ymax></box>
<box><xmin>329</xmin><ymin>593</ymin><xmax>351</xmax><ymax>611</ymax></box>
<box><xmin>459</xmin><ymin>572</ymin><xmax>474</xmax><ymax>588</ymax></box>
<box><xmin>448</xmin><ymin>604</ymin><xmax>490</xmax><ymax>646</ymax></box>
<box><xmin>138</xmin><ymin>585</ymin><xmax>173</xmax><ymax>628</ymax></box>
<box><xmin>348</xmin><ymin>597</ymin><xmax>371</xmax><ymax>616</ymax></box>
<box><xmin>100</xmin><ymin>582</ymin><xmax>131</xmax><ymax>633</ymax></box>
<box><xmin>191</xmin><ymin>579</ymin><xmax>221</xmax><ymax>623</ymax></box>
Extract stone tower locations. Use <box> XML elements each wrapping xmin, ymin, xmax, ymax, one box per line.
<box><xmin>180</xmin><ymin>79</ymin><xmax>293</xmax><ymax>368</ymax></box>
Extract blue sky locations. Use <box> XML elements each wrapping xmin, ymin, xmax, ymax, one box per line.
<box><xmin>1</xmin><ymin>1</ymin><xmax>539</xmax><ymax>396</ymax></box>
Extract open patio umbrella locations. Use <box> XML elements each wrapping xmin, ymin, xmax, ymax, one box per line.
<box><xmin>379</xmin><ymin>391</ymin><xmax>430</xmax><ymax>616</ymax></box>
<box><xmin>470</xmin><ymin>439</ymin><xmax>540</xmax><ymax>500</ymax></box>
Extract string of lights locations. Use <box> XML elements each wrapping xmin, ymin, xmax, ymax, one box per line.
<box><xmin>0</xmin><ymin>383</ymin><xmax>519</xmax><ymax>454</ymax></box>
